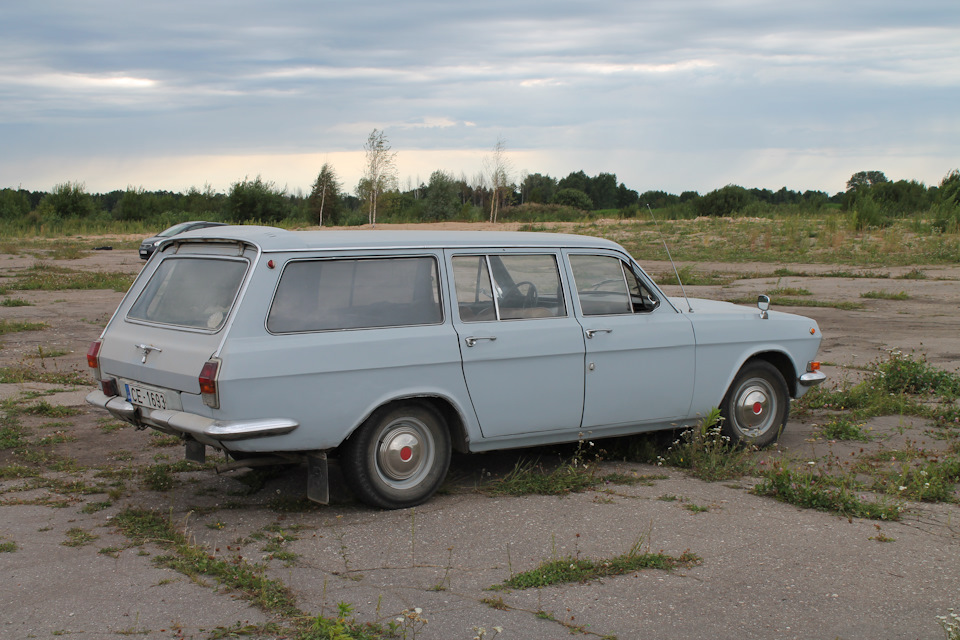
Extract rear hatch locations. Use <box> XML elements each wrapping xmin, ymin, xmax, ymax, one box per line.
<box><xmin>97</xmin><ymin>242</ymin><xmax>254</xmax><ymax>410</ymax></box>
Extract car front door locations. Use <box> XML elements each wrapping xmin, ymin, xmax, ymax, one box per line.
<box><xmin>566</xmin><ymin>252</ymin><xmax>696</xmax><ymax>429</ymax></box>
<box><xmin>447</xmin><ymin>251</ymin><xmax>586</xmax><ymax>438</ymax></box>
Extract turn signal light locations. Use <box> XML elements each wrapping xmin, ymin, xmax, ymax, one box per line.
<box><xmin>808</xmin><ymin>361</ymin><xmax>821</xmax><ymax>372</ymax></box>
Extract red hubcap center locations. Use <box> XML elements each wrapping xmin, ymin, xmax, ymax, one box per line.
<box><xmin>399</xmin><ymin>446</ymin><xmax>413</xmax><ymax>462</ymax></box>
<box><xmin>752</xmin><ymin>401</ymin><xmax>763</xmax><ymax>414</ymax></box>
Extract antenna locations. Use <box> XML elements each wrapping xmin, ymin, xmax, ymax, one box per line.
<box><xmin>646</xmin><ymin>204</ymin><xmax>693</xmax><ymax>313</ymax></box>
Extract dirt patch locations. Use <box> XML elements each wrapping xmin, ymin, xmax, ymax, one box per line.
<box><xmin>1</xmin><ymin>231</ymin><xmax>959</xmax><ymax>640</ymax></box>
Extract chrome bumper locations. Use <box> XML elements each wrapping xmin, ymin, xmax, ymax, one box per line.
<box><xmin>86</xmin><ymin>390</ymin><xmax>298</xmax><ymax>441</ymax></box>
<box><xmin>798</xmin><ymin>370</ymin><xmax>826</xmax><ymax>387</ymax></box>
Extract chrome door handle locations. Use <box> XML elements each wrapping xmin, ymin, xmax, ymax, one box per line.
<box><xmin>585</xmin><ymin>329</ymin><xmax>613</xmax><ymax>339</ymax></box>
<box><xmin>465</xmin><ymin>336</ymin><xmax>497</xmax><ymax>347</ymax></box>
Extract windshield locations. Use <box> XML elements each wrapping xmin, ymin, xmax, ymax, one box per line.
<box><xmin>127</xmin><ymin>257</ymin><xmax>248</xmax><ymax>330</ymax></box>
<box><xmin>157</xmin><ymin>222</ymin><xmax>196</xmax><ymax>238</ymax></box>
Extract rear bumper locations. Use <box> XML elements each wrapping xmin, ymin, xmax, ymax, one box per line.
<box><xmin>86</xmin><ymin>390</ymin><xmax>298</xmax><ymax>442</ymax></box>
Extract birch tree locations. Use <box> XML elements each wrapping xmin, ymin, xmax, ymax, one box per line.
<box><xmin>484</xmin><ymin>136</ymin><xmax>511</xmax><ymax>223</ymax></box>
<box><xmin>361</xmin><ymin>128</ymin><xmax>398</xmax><ymax>226</ymax></box>
<box><xmin>309</xmin><ymin>162</ymin><xmax>341</xmax><ymax>226</ymax></box>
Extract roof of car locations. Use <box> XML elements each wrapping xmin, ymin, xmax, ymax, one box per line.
<box><xmin>173</xmin><ymin>225</ymin><xmax>627</xmax><ymax>253</ymax></box>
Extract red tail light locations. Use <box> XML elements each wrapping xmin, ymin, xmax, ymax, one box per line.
<box><xmin>86</xmin><ymin>340</ymin><xmax>102</xmax><ymax>380</ymax></box>
<box><xmin>199</xmin><ymin>359</ymin><xmax>221</xmax><ymax>408</ymax></box>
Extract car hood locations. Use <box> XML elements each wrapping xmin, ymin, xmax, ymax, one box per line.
<box><xmin>668</xmin><ymin>297</ymin><xmax>758</xmax><ymax>315</ymax></box>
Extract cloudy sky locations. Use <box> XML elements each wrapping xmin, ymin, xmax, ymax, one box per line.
<box><xmin>2</xmin><ymin>1</ymin><xmax>958</xmax><ymax>197</ymax></box>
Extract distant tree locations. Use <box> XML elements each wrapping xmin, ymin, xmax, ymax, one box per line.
<box><xmin>588</xmin><ymin>172</ymin><xmax>619</xmax><ymax>209</ymax></box>
<box><xmin>696</xmin><ymin>185</ymin><xmax>753</xmax><ymax>217</ymax></box>
<box><xmin>485</xmin><ymin>136</ymin><xmax>512</xmax><ymax>223</ymax></box>
<box><xmin>36</xmin><ymin>182</ymin><xmax>98</xmax><ymax>220</ymax></box>
<box><xmin>183</xmin><ymin>184</ymin><xmax>224</xmax><ymax>218</ymax></box>
<box><xmin>616</xmin><ymin>182</ymin><xmax>639</xmax><ymax>208</ymax></box>
<box><xmin>113</xmin><ymin>187</ymin><xmax>162</xmax><ymax>222</ymax></box>
<box><xmin>309</xmin><ymin>163</ymin><xmax>342</xmax><ymax>226</ymax></box>
<box><xmin>553</xmin><ymin>188</ymin><xmax>593</xmax><ymax>210</ymax></box>
<box><xmin>227</xmin><ymin>176</ymin><xmax>288</xmax><ymax>223</ymax></box>
<box><xmin>361</xmin><ymin>129</ymin><xmax>397</xmax><ymax>226</ymax></box>
<box><xmin>520</xmin><ymin>172</ymin><xmax>558</xmax><ymax>204</ymax></box>
<box><xmin>0</xmin><ymin>188</ymin><xmax>31</xmax><ymax>219</ymax></box>
<box><xmin>557</xmin><ymin>171</ymin><xmax>589</xmax><ymax>196</ymax></box>
<box><xmin>846</xmin><ymin>171</ymin><xmax>889</xmax><ymax>191</ymax></box>
<box><xmin>424</xmin><ymin>170</ymin><xmax>459</xmax><ymax>221</ymax></box>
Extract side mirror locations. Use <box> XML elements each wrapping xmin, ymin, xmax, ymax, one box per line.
<box><xmin>757</xmin><ymin>294</ymin><xmax>770</xmax><ymax>319</ymax></box>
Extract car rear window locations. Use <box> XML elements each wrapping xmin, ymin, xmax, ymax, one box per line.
<box><xmin>127</xmin><ymin>257</ymin><xmax>248</xmax><ymax>330</ymax></box>
<box><xmin>267</xmin><ymin>257</ymin><xmax>443</xmax><ymax>333</ymax></box>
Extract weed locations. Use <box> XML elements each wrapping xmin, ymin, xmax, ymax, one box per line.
<box><xmin>817</xmin><ymin>416</ymin><xmax>872</xmax><ymax>441</ymax></box>
<box><xmin>752</xmin><ymin>463</ymin><xmax>902</xmax><ymax>520</ymax></box>
<box><xmin>0</xmin><ymin>297</ymin><xmax>32</xmax><ymax>307</ymax></box>
<box><xmin>869</xmin><ymin>525</ymin><xmax>895</xmax><ymax>543</ymax></box>
<box><xmin>24</xmin><ymin>401</ymin><xmax>79</xmax><ymax>418</ymax></box>
<box><xmin>0</xmin><ymin>319</ymin><xmax>47</xmax><ymax>335</ymax></box>
<box><xmin>683</xmin><ymin>503</ymin><xmax>711</xmax><ymax>514</ymax></box>
<box><xmin>656</xmin><ymin>409</ymin><xmax>755</xmax><ymax>481</ymax></box>
<box><xmin>9</xmin><ymin>262</ymin><xmax>134</xmax><ymax>292</ymax></box>
<box><xmin>62</xmin><ymin>527</ymin><xmax>99</xmax><ymax>547</ymax></box>
<box><xmin>0</xmin><ymin>366</ymin><xmax>89</xmax><ymax>385</ymax></box>
<box><xmin>0</xmin><ymin>540</ymin><xmax>16</xmax><ymax>553</ymax></box>
<box><xmin>938</xmin><ymin>609</ymin><xmax>960</xmax><ymax>640</ymax></box>
<box><xmin>141</xmin><ymin>464</ymin><xmax>178</xmax><ymax>491</ymax></box>
<box><xmin>860</xmin><ymin>290</ymin><xmax>909</xmax><ymax>300</ymax></box>
<box><xmin>482</xmin><ymin>458</ymin><xmax>600</xmax><ymax>496</ymax></box>
<box><xmin>495</xmin><ymin>532</ymin><xmax>701</xmax><ymax>590</ymax></box>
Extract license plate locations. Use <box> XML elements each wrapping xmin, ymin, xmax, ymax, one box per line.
<box><xmin>125</xmin><ymin>382</ymin><xmax>171</xmax><ymax>410</ymax></box>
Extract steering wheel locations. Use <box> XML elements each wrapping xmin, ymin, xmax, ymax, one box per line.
<box><xmin>507</xmin><ymin>281</ymin><xmax>539</xmax><ymax>308</ymax></box>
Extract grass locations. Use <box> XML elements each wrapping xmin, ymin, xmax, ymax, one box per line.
<box><xmin>752</xmin><ymin>464</ymin><xmax>903</xmax><ymax>520</ymax></box>
<box><xmin>7</xmin><ymin>262</ymin><xmax>134</xmax><ymax>292</ymax></box>
<box><xmin>0</xmin><ymin>319</ymin><xmax>47</xmax><ymax>334</ymax></box>
<box><xmin>727</xmin><ymin>295</ymin><xmax>865</xmax><ymax>311</ymax></box>
<box><xmin>0</xmin><ymin>297</ymin><xmax>32</xmax><ymax>307</ymax></box>
<box><xmin>62</xmin><ymin>527</ymin><xmax>99</xmax><ymax>547</ymax></box>
<box><xmin>652</xmin><ymin>408</ymin><xmax>756</xmax><ymax>481</ymax></box>
<box><xmin>0</xmin><ymin>365</ymin><xmax>89</xmax><ymax>385</ymax></box>
<box><xmin>817</xmin><ymin>416</ymin><xmax>873</xmax><ymax>441</ymax></box>
<box><xmin>494</xmin><ymin>534</ymin><xmax>701</xmax><ymax>590</ymax></box>
<box><xmin>860</xmin><ymin>290</ymin><xmax>910</xmax><ymax>300</ymax></box>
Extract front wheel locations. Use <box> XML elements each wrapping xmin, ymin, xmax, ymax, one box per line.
<box><xmin>720</xmin><ymin>361</ymin><xmax>789</xmax><ymax>447</ymax></box>
<box><xmin>341</xmin><ymin>403</ymin><xmax>451</xmax><ymax>509</ymax></box>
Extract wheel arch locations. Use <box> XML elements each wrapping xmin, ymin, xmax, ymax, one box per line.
<box><xmin>746</xmin><ymin>350</ymin><xmax>800</xmax><ymax>397</ymax></box>
<box><xmin>343</xmin><ymin>394</ymin><xmax>470</xmax><ymax>454</ymax></box>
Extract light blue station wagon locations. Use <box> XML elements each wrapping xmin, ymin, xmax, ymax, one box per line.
<box><xmin>87</xmin><ymin>226</ymin><xmax>825</xmax><ymax>508</ymax></box>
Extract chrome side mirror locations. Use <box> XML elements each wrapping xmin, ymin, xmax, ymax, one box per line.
<box><xmin>757</xmin><ymin>294</ymin><xmax>770</xmax><ymax>319</ymax></box>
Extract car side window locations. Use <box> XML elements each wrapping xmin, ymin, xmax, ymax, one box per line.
<box><xmin>570</xmin><ymin>254</ymin><xmax>659</xmax><ymax>316</ymax></box>
<box><xmin>266</xmin><ymin>257</ymin><xmax>442</xmax><ymax>333</ymax></box>
<box><xmin>452</xmin><ymin>254</ymin><xmax>566</xmax><ymax>322</ymax></box>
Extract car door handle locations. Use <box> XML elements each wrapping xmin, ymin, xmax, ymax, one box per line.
<box><xmin>585</xmin><ymin>328</ymin><xmax>613</xmax><ymax>339</ymax></box>
<box><xmin>465</xmin><ymin>336</ymin><xmax>497</xmax><ymax>347</ymax></box>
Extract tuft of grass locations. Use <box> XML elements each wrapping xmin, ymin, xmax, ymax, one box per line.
<box><xmin>23</xmin><ymin>401</ymin><xmax>80</xmax><ymax>418</ymax></box>
<box><xmin>482</xmin><ymin>459</ymin><xmax>601</xmax><ymax>497</ymax></box>
<box><xmin>728</xmin><ymin>296</ymin><xmax>864</xmax><ymax>311</ymax></box>
<box><xmin>495</xmin><ymin>535</ymin><xmax>701</xmax><ymax>590</ymax></box>
<box><xmin>9</xmin><ymin>262</ymin><xmax>134</xmax><ymax>292</ymax></box>
<box><xmin>752</xmin><ymin>464</ymin><xmax>902</xmax><ymax>520</ymax></box>
<box><xmin>860</xmin><ymin>290</ymin><xmax>909</xmax><ymax>300</ymax></box>
<box><xmin>0</xmin><ymin>539</ymin><xmax>17</xmax><ymax>553</ymax></box>
<box><xmin>817</xmin><ymin>416</ymin><xmax>872</xmax><ymax>441</ymax></box>
<box><xmin>0</xmin><ymin>319</ymin><xmax>47</xmax><ymax>335</ymax></box>
<box><xmin>0</xmin><ymin>297</ymin><xmax>33</xmax><ymax>307</ymax></box>
<box><xmin>62</xmin><ymin>527</ymin><xmax>99</xmax><ymax>547</ymax></box>
<box><xmin>0</xmin><ymin>366</ymin><xmax>89</xmax><ymax>385</ymax></box>
<box><xmin>654</xmin><ymin>409</ymin><xmax>756</xmax><ymax>481</ymax></box>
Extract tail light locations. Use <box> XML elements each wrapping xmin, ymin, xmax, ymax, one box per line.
<box><xmin>199</xmin><ymin>359</ymin><xmax>221</xmax><ymax>409</ymax></box>
<box><xmin>86</xmin><ymin>340</ymin><xmax>102</xmax><ymax>381</ymax></box>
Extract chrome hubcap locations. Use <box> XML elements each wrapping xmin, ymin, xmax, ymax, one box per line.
<box><xmin>376</xmin><ymin>418</ymin><xmax>434</xmax><ymax>488</ymax></box>
<box><xmin>733</xmin><ymin>378</ymin><xmax>776</xmax><ymax>438</ymax></box>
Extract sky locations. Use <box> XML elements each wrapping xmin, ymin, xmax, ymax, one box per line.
<box><xmin>1</xmin><ymin>1</ymin><xmax>958</xmax><ymax>198</ymax></box>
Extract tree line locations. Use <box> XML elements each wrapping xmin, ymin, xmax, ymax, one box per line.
<box><xmin>1</xmin><ymin>138</ymin><xmax>957</xmax><ymax>232</ymax></box>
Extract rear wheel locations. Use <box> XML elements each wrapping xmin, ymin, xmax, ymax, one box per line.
<box><xmin>720</xmin><ymin>361</ymin><xmax>789</xmax><ymax>447</ymax></box>
<box><xmin>341</xmin><ymin>403</ymin><xmax>451</xmax><ymax>509</ymax></box>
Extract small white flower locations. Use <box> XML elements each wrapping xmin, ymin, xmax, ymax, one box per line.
<box><xmin>898</xmin><ymin>486</ymin><xmax>907</xmax><ymax>491</ymax></box>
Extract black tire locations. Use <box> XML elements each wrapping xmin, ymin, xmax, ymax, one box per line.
<box><xmin>720</xmin><ymin>361</ymin><xmax>790</xmax><ymax>447</ymax></box>
<box><xmin>341</xmin><ymin>402</ymin><xmax>451</xmax><ymax>509</ymax></box>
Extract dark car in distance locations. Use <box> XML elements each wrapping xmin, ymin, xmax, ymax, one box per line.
<box><xmin>139</xmin><ymin>221</ymin><xmax>227</xmax><ymax>259</ymax></box>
